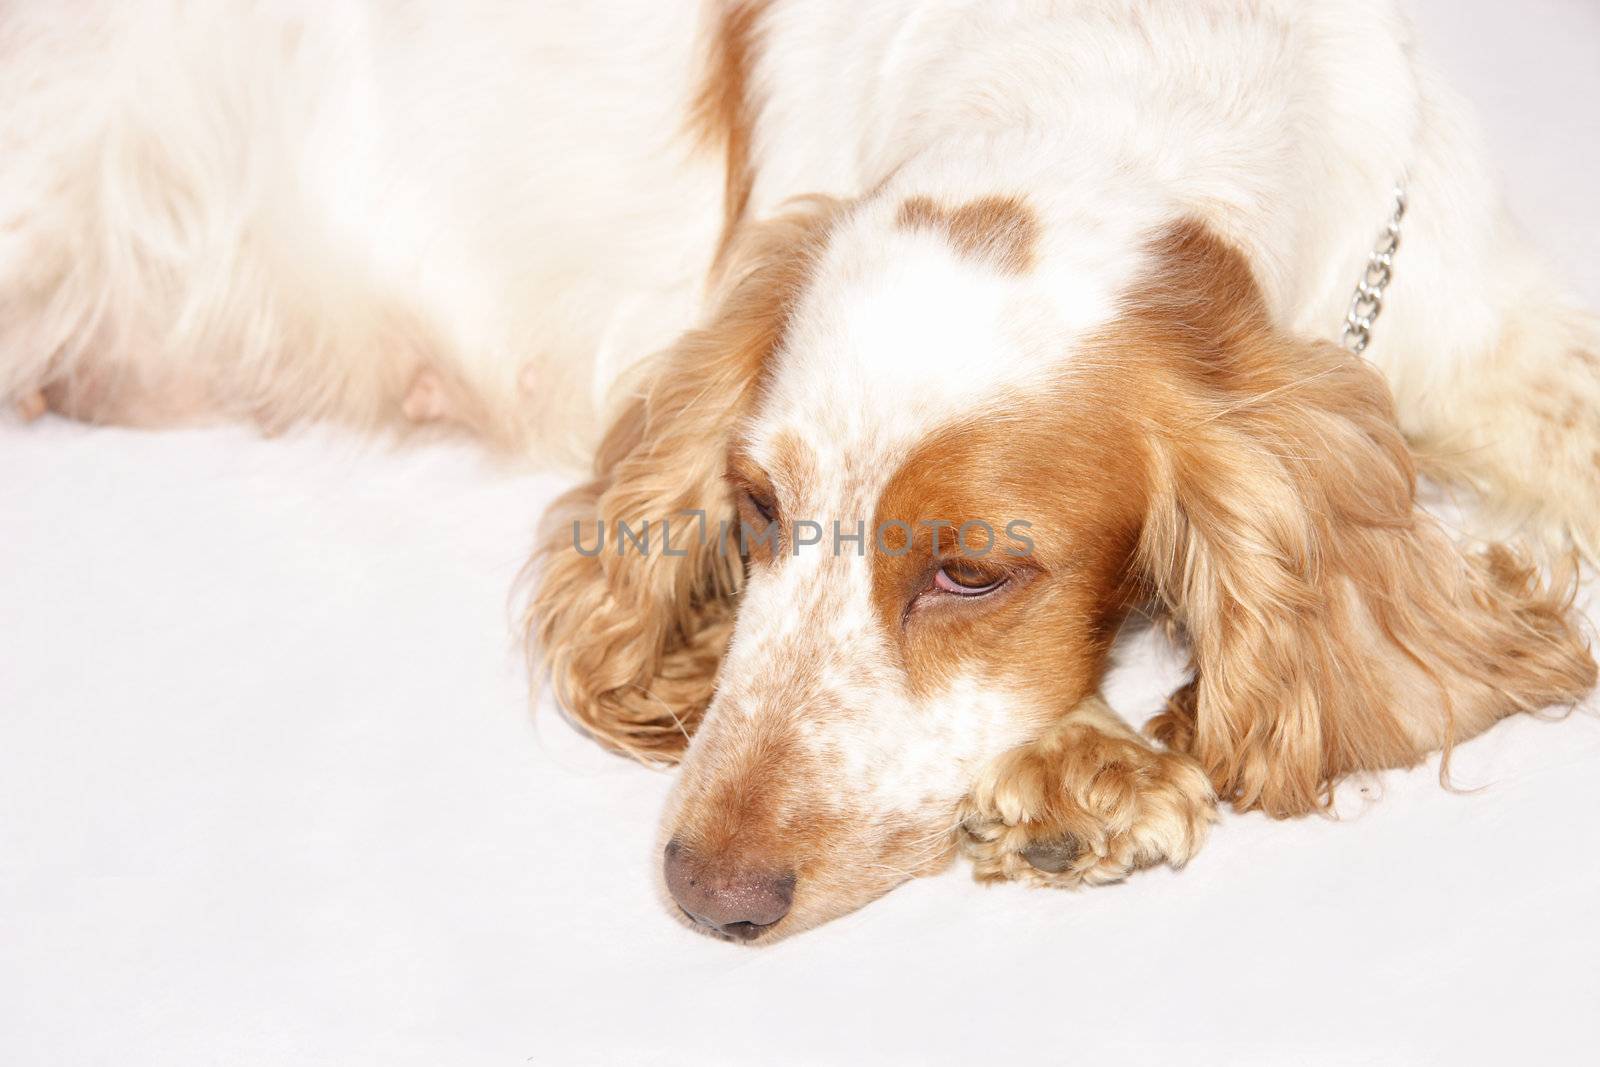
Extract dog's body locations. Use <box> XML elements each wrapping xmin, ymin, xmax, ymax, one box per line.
<box><xmin>0</xmin><ymin>0</ymin><xmax>724</xmax><ymax>454</ymax></box>
<box><xmin>5</xmin><ymin>1</ymin><xmax>1597</xmax><ymax>940</ymax></box>
<box><xmin>8</xmin><ymin>0</ymin><xmax>1598</xmax><ymax>529</ymax></box>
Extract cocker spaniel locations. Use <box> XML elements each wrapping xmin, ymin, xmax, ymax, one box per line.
<box><xmin>3</xmin><ymin>0</ymin><xmax>1596</xmax><ymax>942</ymax></box>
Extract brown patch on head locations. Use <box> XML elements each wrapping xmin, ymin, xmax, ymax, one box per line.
<box><xmin>870</xmin><ymin>384</ymin><xmax>1148</xmax><ymax>708</ymax></box>
<box><xmin>895</xmin><ymin>195</ymin><xmax>1040</xmax><ymax>274</ymax></box>
<box><xmin>689</xmin><ymin>1</ymin><xmax>773</xmax><ymax>265</ymax></box>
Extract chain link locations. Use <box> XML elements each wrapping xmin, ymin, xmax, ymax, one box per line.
<box><xmin>1341</xmin><ymin>185</ymin><xmax>1408</xmax><ymax>354</ymax></box>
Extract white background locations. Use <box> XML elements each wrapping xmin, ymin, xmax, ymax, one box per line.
<box><xmin>3</xmin><ymin>2</ymin><xmax>1598</xmax><ymax>1064</ymax></box>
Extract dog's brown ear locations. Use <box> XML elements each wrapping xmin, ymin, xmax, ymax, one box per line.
<box><xmin>1132</xmin><ymin>227</ymin><xmax>1595</xmax><ymax>816</ymax></box>
<box><xmin>525</xmin><ymin>203</ymin><xmax>837</xmax><ymax>761</ymax></box>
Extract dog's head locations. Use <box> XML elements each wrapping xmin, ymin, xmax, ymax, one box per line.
<box><xmin>531</xmin><ymin>185</ymin><xmax>1594</xmax><ymax>941</ymax></box>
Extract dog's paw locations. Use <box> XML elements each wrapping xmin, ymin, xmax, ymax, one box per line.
<box><xmin>959</xmin><ymin>700</ymin><xmax>1216</xmax><ymax>888</ymax></box>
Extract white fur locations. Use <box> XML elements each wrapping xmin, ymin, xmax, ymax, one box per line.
<box><xmin>0</xmin><ymin>0</ymin><xmax>722</xmax><ymax>456</ymax></box>
<box><xmin>4</xmin><ymin>2</ymin><xmax>1588</xmax><ymax>477</ymax></box>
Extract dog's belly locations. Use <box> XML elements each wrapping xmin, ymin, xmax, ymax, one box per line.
<box><xmin>0</xmin><ymin>1</ymin><xmax>724</xmax><ymax>461</ymax></box>
<box><xmin>304</xmin><ymin>1</ymin><xmax>726</xmax><ymax>456</ymax></box>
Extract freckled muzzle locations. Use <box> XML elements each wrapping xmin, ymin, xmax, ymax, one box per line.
<box><xmin>663</xmin><ymin>838</ymin><xmax>796</xmax><ymax>941</ymax></box>
<box><xmin>654</xmin><ymin>555</ymin><xmax>960</xmax><ymax>939</ymax></box>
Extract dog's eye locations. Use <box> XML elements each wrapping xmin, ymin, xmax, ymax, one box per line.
<box><xmin>933</xmin><ymin>561</ymin><xmax>1006</xmax><ymax>597</ymax></box>
<box><xmin>742</xmin><ymin>489</ymin><xmax>777</xmax><ymax>525</ymax></box>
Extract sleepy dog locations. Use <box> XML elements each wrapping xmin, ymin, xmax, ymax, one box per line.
<box><xmin>3</xmin><ymin>0</ymin><xmax>1595</xmax><ymax>942</ymax></box>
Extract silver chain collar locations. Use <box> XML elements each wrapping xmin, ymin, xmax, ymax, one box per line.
<box><xmin>1341</xmin><ymin>185</ymin><xmax>1408</xmax><ymax>354</ymax></box>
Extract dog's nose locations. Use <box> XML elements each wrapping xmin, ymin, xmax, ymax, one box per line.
<box><xmin>663</xmin><ymin>838</ymin><xmax>795</xmax><ymax>940</ymax></box>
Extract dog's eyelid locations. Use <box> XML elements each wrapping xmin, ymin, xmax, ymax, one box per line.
<box><xmin>725</xmin><ymin>467</ymin><xmax>779</xmax><ymax>514</ymax></box>
<box><xmin>938</xmin><ymin>556</ymin><xmax>1003</xmax><ymax>582</ymax></box>
<box><xmin>931</xmin><ymin>554</ymin><xmax>1040</xmax><ymax>581</ymax></box>
<box><xmin>900</xmin><ymin>557</ymin><xmax>1039</xmax><ymax>624</ymax></box>
<box><xmin>729</xmin><ymin>481</ymin><xmax>781</xmax><ymax>533</ymax></box>
<box><xmin>748</xmin><ymin>493</ymin><xmax>777</xmax><ymax>525</ymax></box>
<box><xmin>933</xmin><ymin>563</ymin><xmax>1007</xmax><ymax>596</ymax></box>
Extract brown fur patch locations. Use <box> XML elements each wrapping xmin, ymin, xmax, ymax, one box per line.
<box><xmin>690</xmin><ymin>1</ymin><xmax>773</xmax><ymax>265</ymax></box>
<box><xmin>870</xmin><ymin>386</ymin><xmax>1146</xmax><ymax>707</ymax></box>
<box><xmin>895</xmin><ymin>195</ymin><xmax>1040</xmax><ymax>273</ymax></box>
<box><xmin>1119</xmin><ymin>221</ymin><xmax>1595</xmax><ymax>816</ymax></box>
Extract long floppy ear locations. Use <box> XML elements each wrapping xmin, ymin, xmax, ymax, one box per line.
<box><xmin>525</xmin><ymin>202</ymin><xmax>837</xmax><ymax>761</ymax></box>
<box><xmin>1133</xmin><ymin>224</ymin><xmax>1595</xmax><ymax>816</ymax></box>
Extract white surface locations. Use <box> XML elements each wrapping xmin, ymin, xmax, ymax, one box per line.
<box><xmin>3</xmin><ymin>3</ymin><xmax>1599</xmax><ymax>1064</ymax></box>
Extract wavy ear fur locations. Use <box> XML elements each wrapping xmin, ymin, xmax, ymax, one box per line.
<box><xmin>525</xmin><ymin>202</ymin><xmax>837</xmax><ymax>761</ymax></box>
<box><xmin>1132</xmin><ymin>223</ymin><xmax>1595</xmax><ymax>816</ymax></box>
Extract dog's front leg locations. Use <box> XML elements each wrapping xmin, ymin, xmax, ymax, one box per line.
<box><xmin>959</xmin><ymin>695</ymin><xmax>1216</xmax><ymax>888</ymax></box>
